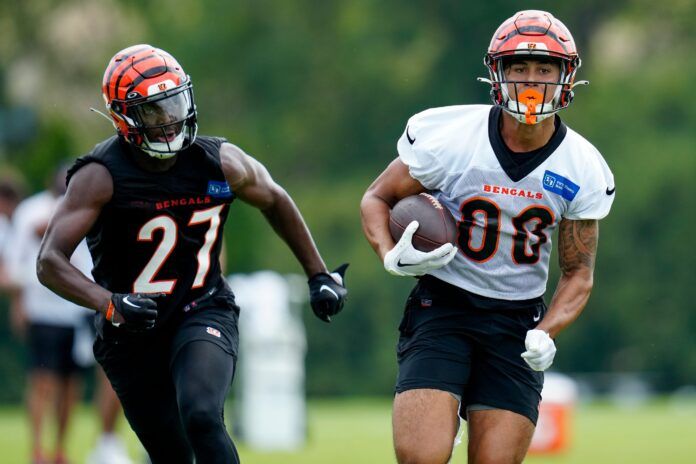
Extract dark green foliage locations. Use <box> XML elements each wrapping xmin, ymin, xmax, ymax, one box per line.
<box><xmin>0</xmin><ymin>0</ymin><xmax>693</xmax><ymax>401</ymax></box>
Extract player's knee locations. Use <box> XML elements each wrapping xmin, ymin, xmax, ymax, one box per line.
<box><xmin>468</xmin><ymin>446</ymin><xmax>527</xmax><ymax>464</ymax></box>
<box><xmin>395</xmin><ymin>439</ymin><xmax>452</xmax><ymax>464</ymax></box>
<box><xmin>180</xmin><ymin>404</ymin><xmax>222</xmax><ymax>438</ymax></box>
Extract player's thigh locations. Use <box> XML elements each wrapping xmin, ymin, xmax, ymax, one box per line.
<box><xmin>393</xmin><ymin>389</ymin><xmax>460</xmax><ymax>464</ymax></box>
<box><xmin>395</xmin><ymin>283</ymin><xmax>473</xmax><ymax>396</ymax></box>
<box><xmin>171</xmin><ymin>339</ymin><xmax>237</xmax><ymax>420</ymax></box>
<box><xmin>172</xmin><ymin>306</ymin><xmax>239</xmax><ymax>365</ymax></box>
<box><xmin>464</xmin><ymin>304</ymin><xmax>545</xmax><ymax>424</ymax></box>
<box><xmin>467</xmin><ymin>409</ymin><xmax>535</xmax><ymax>464</ymax></box>
<box><xmin>95</xmin><ymin>336</ymin><xmax>195</xmax><ymax>463</ymax></box>
<box><xmin>93</xmin><ymin>336</ymin><xmax>189</xmax><ymax>443</ymax></box>
<box><xmin>170</xmin><ymin>307</ymin><xmax>238</xmax><ymax>419</ymax></box>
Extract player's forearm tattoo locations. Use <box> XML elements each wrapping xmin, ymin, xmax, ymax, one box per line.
<box><xmin>558</xmin><ymin>219</ymin><xmax>598</xmax><ymax>273</ymax></box>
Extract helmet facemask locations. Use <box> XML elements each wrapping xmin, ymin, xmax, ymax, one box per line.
<box><xmin>109</xmin><ymin>81</ymin><xmax>197</xmax><ymax>159</ymax></box>
<box><xmin>483</xmin><ymin>55</ymin><xmax>579</xmax><ymax>125</ymax></box>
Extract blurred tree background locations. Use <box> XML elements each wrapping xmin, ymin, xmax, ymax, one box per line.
<box><xmin>0</xmin><ymin>0</ymin><xmax>693</xmax><ymax>402</ymax></box>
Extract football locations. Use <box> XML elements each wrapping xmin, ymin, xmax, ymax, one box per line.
<box><xmin>389</xmin><ymin>193</ymin><xmax>458</xmax><ymax>252</ymax></box>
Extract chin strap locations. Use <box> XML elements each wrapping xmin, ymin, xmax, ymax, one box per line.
<box><xmin>140</xmin><ymin>128</ymin><xmax>187</xmax><ymax>159</ymax></box>
<box><xmin>477</xmin><ymin>76</ymin><xmax>591</xmax><ymax>125</ymax></box>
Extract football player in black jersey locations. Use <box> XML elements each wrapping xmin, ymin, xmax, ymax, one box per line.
<box><xmin>37</xmin><ymin>44</ymin><xmax>347</xmax><ymax>464</ymax></box>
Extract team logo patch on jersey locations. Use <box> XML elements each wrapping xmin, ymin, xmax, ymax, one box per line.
<box><xmin>207</xmin><ymin>180</ymin><xmax>232</xmax><ymax>198</ymax></box>
<box><xmin>206</xmin><ymin>327</ymin><xmax>221</xmax><ymax>338</ymax></box>
<box><xmin>542</xmin><ymin>171</ymin><xmax>579</xmax><ymax>201</ymax></box>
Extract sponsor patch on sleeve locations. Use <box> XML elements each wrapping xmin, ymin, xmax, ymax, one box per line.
<box><xmin>206</xmin><ymin>326</ymin><xmax>221</xmax><ymax>338</ymax></box>
<box><xmin>207</xmin><ymin>180</ymin><xmax>232</xmax><ymax>198</ymax></box>
<box><xmin>542</xmin><ymin>171</ymin><xmax>580</xmax><ymax>201</ymax></box>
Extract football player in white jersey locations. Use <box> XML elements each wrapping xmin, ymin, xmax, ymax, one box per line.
<box><xmin>361</xmin><ymin>10</ymin><xmax>614</xmax><ymax>464</ymax></box>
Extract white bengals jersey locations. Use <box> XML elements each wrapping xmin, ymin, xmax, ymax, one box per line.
<box><xmin>397</xmin><ymin>105</ymin><xmax>615</xmax><ymax>300</ymax></box>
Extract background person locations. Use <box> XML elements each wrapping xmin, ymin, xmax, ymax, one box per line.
<box><xmin>5</xmin><ymin>166</ymin><xmax>94</xmax><ymax>464</ymax></box>
<box><xmin>0</xmin><ymin>172</ymin><xmax>26</xmax><ymax>291</ymax></box>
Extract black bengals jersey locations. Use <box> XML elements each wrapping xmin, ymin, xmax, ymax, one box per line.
<box><xmin>67</xmin><ymin>135</ymin><xmax>235</xmax><ymax>336</ymax></box>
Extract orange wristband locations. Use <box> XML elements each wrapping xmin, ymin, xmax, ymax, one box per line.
<box><xmin>105</xmin><ymin>300</ymin><xmax>115</xmax><ymax>322</ymax></box>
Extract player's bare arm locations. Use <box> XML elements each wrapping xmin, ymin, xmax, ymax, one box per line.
<box><xmin>537</xmin><ymin>218</ymin><xmax>598</xmax><ymax>338</ymax></box>
<box><xmin>360</xmin><ymin>158</ymin><xmax>425</xmax><ymax>260</ymax></box>
<box><xmin>219</xmin><ymin>142</ymin><xmax>327</xmax><ymax>277</ymax></box>
<box><xmin>36</xmin><ymin>163</ymin><xmax>113</xmax><ymax>315</ymax></box>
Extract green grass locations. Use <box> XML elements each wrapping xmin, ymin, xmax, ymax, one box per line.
<box><xmin>0</xmin><ymin>397</ymin><xmax>694</xmax><ymax>463</ymax></box>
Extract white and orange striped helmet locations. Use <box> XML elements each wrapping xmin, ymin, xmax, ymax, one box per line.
<box><xmin>480</xmin><ymin>10</ymin><xmax>587</xmax><ymax>124</ymax></box>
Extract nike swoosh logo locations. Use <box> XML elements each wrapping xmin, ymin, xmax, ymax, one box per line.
<box><xmin>122</xmin><ymin>296</ymin><xmax>139</xmax><ymax>308</ymax></box>
<box><xmin>606</xmin><ymin>187</ymin><xmax>615</xmax><ymax>195</ymax></box>
<box><xmin>406</xmin><ymin>126</ymin><xmax>416</xmax><ymax>145</ymax></box>
<box><xmin>532</xmin><ymin>307</ymin><xmax>542</xmax><ymax>322</ymax></box>
<box><xmin>320</xmin><ymin>284</ymin><xmax>338</xmax><ymax>300</ymax></box>
<box><xmin>397</xmin><ymin>259</ymin><xmax>418</xmax><ymax>267</ymax></box>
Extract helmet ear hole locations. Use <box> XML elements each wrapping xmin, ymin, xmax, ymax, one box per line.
<box><xmin>560</xmin><ymin>89</ymin><xmax>574</xmax><ymax>107</ymax></box>
<box><xmin>491</xmin><ymin>85</ymin><xmax>503</xmax><ymax>105</ymax></box>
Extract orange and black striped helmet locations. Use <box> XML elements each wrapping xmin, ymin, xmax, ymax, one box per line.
<box><xmin>479</xmin><ymin>11</ymin><xmax>586</xmax><ymax>123</ymax></box>
<box><xmin>102</xmin><ymin>44</ymin><xmax>197</xmax><ymax>159</ymax></box>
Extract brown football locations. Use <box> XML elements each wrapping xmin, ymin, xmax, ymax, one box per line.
<box><xmin>389</xmin><ymin>193</ymin><xmax>458</xmax><ymax>252</ymax></box>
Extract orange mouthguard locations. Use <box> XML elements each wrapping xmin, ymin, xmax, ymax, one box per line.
<box><xmin>518</xmin><ymin>89</ymin><xmax>544</xmax><ymax>124</ymax></box>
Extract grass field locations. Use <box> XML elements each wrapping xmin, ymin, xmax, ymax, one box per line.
<box><xmin>0</xmin><ymin>397</ymin><xmax>694</xmax><ymax>463</ymax></box>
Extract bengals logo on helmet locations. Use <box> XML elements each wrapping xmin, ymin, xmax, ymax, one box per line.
<box><xmin>487</xmin><ymin>10</ymin><xmax>578</xmax><ymax>61</ymax></box>
<box><xmin>102</xmin><ymin>44</ymin><xmax>187</xmax><ymax>103</ymax></box>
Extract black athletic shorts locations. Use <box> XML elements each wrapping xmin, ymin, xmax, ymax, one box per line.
<box><xmin>395</xmin><ymin>276</ymin><xmax>547</xmax><ymax>425</ymax></box>
<box><xmin>93</xmin><ymin>286</ymin><xmax>240</xmax><ymax>395</ymax></box>
<box><xmin>95</xmin><ymin>304</ymin><xmax>239</xmax><ymax>373</ymax></box>
<box><xmin>27</xmin><ymin>323</ymin><xmax>83</xmax><ymax>376</ymax></box>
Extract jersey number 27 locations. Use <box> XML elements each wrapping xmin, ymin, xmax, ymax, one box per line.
<box><xmin>133</xmin><ymin>205</ymin><xmax>224</xmax><ymax>293</ymax></box>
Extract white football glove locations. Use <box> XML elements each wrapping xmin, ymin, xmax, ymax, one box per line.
<box><xmin>521</xmin><ymin>329</ymin><xmax>557</xmax><ymax>371</ymax></box>
<box><xmin>384</xmin><ymin>221</ymin><xmax>458</xmax><ymax>277</ymax></box>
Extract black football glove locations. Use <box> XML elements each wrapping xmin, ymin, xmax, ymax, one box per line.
<box><xmin>308</xmin><ymin>263</ymin><xmax>349</xmax><ymax>323</ymax></box>
<box><xmin>107</xmin><ymin>293</ymin><xmax>161</xmax><ymax>332</ymax></box>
